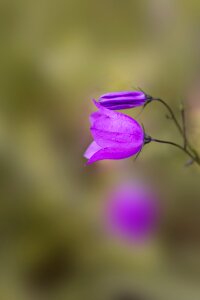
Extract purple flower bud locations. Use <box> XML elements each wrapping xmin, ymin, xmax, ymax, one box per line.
<box><xmin>84</xmin><ymin>100</ymin><xmax>144</xmax><ymax>165</ymax></box>
<box><xmin>98</xmin><ymin>91</ymin><xmax>152</xmax><ymax>110</ymax></box>
<box><xmin>105</xmin><ymin>182</ymin><xmax>159</xmax><ymax>242</ymax></box>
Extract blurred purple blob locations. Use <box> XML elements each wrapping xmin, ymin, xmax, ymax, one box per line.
<box><xmin>84</xmin><ymin>100</ymin><xmax>144</xmax><ymax>165</ymax></box>
<box><xmin>98</xmin><ymin>91</ymin><xmax>151</xmax><ymax>110</ymax></box>
<box><xmin>105</xmin><ymin>183</ymin><xmax>159</xmax><ymax>242</ymax></box>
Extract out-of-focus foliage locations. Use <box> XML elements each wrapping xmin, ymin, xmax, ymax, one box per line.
<box><xmin>0</xmin><ymin>0</ymin><xmax>200</xmax><ymax>299</ymax></box>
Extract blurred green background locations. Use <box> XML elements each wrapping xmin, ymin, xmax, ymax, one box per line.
<box><xmin>0</xmin><ymin>0</ymin><xmax>200</xmax><ymax>299</ymax></box>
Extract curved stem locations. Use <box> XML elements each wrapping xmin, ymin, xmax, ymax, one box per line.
<box><xmin>180</xmin><ymin>103</ymin><xmax>187</xmax><ymax>149</ymax></box>
<box><xmin>151</xmin><ymin>137</ymin><xmax>200</xmax><ymax>165</ymax></box>
<box><xmin>154</xmin><ymin>98</ymin><xmax>183</xmax><ymax>134</ymax></box>
<box><xmin>154</xmin><ymin>98</ymin><xmax>198</xmax><ymax>158</ymax></box>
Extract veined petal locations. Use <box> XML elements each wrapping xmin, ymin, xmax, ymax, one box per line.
<box><xmin>84</xmin><ymin>141</ymin><xmax>102</xmax><ymax>159</ymax></box>
<box><xmin>93</xmin><ymin>99</ymin><xmax>117</xmax><ymax>118</ymax></box>
<box><xmin>91</xmin><ymin>115</ymin><xmax>144</xmax><ymax>148</ymax></box>
<box><xmin>87</xmin><ymin>144</ymin><xmax>142</xmax><ymax>165</ymax></box>
<box><xmin>94</xmin><ymin>99</ymin><xmax>140</xmax><ymax>124</ymax></box>
<box><xmin>88</xmin><ymin>100</ymin><xmax>114</xmax><ymax>127</ymax></box>
<box><xmin>93</xmin><ymin>114</ymin><xmax>142</xmax><ymax>135</ymax></box>
<box><xmin>100</xmin><ymin>91</ymin><xmax>145</xmax><ymax>99</ymax></box>
<box><xmin>89</xmin><ymin>111</ymin><xmax>104</xmax><ymax>126</ymax></box>
<box><xmin>101</xmin><ymin>101</ymin><xmax>145</xmax><ymax>110</ymax></box>
<box><xmin>84</xmin><ymin>100</ymin><xmax>145</xmax><ymax>165</ymax></box>
<box><xmin>91</xmin><ymin>127</ymin><xmax>143</xmax><ymax>148</ymax></box>
<box><xmin>98</xmin><ymin>91</ymin><xmax>149</xmax><ymax>110</ymax></box>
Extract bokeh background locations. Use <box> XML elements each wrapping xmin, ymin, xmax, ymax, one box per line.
<box><xmin>0</xmin><ymin>0</ymin><xmax>200</xmax><ymax>299</ymax></box>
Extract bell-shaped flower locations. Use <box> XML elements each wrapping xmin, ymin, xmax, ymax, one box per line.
<box><xmin>98</xmin><ymin>91</ymin><xmax>152</xmax><ymax>110</ymax></box>
<box><xmin>84</xmin><ymin>101</ymin><xmax>144</xmax><ymax>165</ymax></box>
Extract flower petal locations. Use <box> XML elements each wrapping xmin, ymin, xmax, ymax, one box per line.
<box><xmin>84</xmin><ymin>100</ymin><xmax>144</xmax><ymax>165</ymax></box>
<box><xmin>100</xmin><ymin>91</ymin><xmax>145</xmax><ymax>99</ymax></box>
<box><xmin>98</xmin><ymin>91</ymin><xmax>148</xmax><ymax>110</ymax></box>
<box><xmin>84</xmin><ymin>141</ymin><xmax>102</xmax><ymax>159</ymax></box>
<box><xmin>91</xmin><ymin>128</ymin><xmax>143</xmax><ymax>148</ymax></box>
<box><xmin>93</xmin><ymin>99</ymin><xmax>128</xmax><ymax>118</ymax></box>
<box><xmin>89</xmin><ymin>111</ymin><xmax>104</xmax><ymax>126</ymax></box>
<box><xmin>101</xmin><ymin>102</ymin><xmax>145</xmax><ymax>110</ymax></box>
<box><xmin>87</xmin><ymin>144</ymin><xmax>142</xmax><ymax>165</ymax></box>
<box><xmin>94</xmin><ymin>99</ymin><xmax>140</xmax><ymax>124</ymax></box>
<box><xmin>91</xmin><ymin>116</ymin><xmax>144</xmax><ymax>148</ymax></box>
<box><xmin>93</xmin><ymin>113</ymin><xmax>141</xmax><ymax>135</ymax></box>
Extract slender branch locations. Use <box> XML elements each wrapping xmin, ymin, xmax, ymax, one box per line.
<box><xmin>153</xmin><ymin>98</ymin><xmax>198</xmax><ymax>158</ymax></box>
<box><xmin>150</xmin><ymin>137</ymin><xmax>200</xmax><ymax>165</ymax></box>
<box><xmin>180</xmin><ymin>102</ymin><xmax>187</xmax><ymax>149</ymax></box>
<box><xmin>154</xmin><ymin>98</ymin><xmax>183</xmax><ymax>135</ymax></box>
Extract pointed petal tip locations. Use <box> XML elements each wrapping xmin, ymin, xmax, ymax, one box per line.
<box><xmin>92</xmin><ymin>98</ymin><xmax>102</xmax><ymax>109</ymax></box>
<box><xmin>84</xmin><ymin>141</ymin><xmax>102</xmax><ymax>159</ymax></box>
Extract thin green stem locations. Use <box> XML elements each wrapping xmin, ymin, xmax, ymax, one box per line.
<box><xmin>180</xmin><ymin>103</ymin><xmax>187</xmax><ymax>149</ymax></box>
<box><xmin>154</xmin><ymin>98</ymin><xmax>183</xmax><ymax>135</ymax></box>
<box><xmin>150</xmin><ymin>137</ymin><xmax>200</xmax><ymax>165</ymax></box>
<box><xmin>154</xmin><ymin>98</ymin><xmax>198</xmax><ymax>159</ymax></box>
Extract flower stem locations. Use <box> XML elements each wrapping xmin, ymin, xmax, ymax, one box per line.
<box><xmin>154</xmin><ymin>98</ymin><xmax>182</xmax><ymax>133</ymax></box>
<box><xmin>150</xmin><ymin>137</ymin><xmax>200</xmax><ymax>165</ymax></box>
<box><xmin>154</xmin><ymin>98</ymin><xmax>199</xmax><ymax>159</ymax></box>
<box><xmin>180</xmin><ymin>102</ymin><xmax>187</xmax><ymax>149</ymax></box>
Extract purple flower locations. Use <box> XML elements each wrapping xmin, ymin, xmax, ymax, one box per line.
<box><xmin>84</xmin><ymin>101</ymin><xmax>144</xmax><ymax>165</ymax></box>
<box><xmin>98</xmin><ymin>91</ymin><xmax>152</xmax><ymax>110</ymax></box>
<box><xmin>105</xmin><ymin>182</ymin><xmax>159</xmax><ymax>242</ymax></box>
